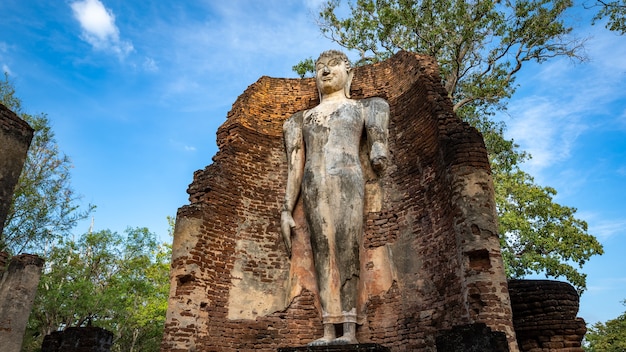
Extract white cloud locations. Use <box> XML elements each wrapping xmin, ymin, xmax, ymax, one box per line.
<box><xmin>2</xmin><ymin>64</ymin><xmax>11</xmax><ymax>76</ymax></box>
<box><xmin>142</xmin><ymin>57</ymin><xmax>158</xmax><ymax>72</ymax></box>
<box><xmin>70</xmin><ymin>0</ymin><xmax>133</xmax><ymax>58</ymax></box>
<box><xmin>589</xmin><ymin>218</ymin><xmax>626</xmax><ymax>241</ymax></box>
<box><xmin>135</xmin><ymin>1</ymin><xmax>338</xmax><ymax>112</ymax></box>
<box><xmin>587</xmin><ymin>30</ymin><xmax>626</xmax><ymax>73</ymax></box>
<box><xmin>585</xmin><ymin>280</ymin><xmax>626</xmax><ymax>296</ymax></box>
<box><xmin>0</xmin><ymin>42</ymin><xmax>13</xmax><ymax>75</ymax></box>
<box><xmin>501</xmin><ymin>25</ymin><xmax>626</xmax><ymax>178</ymax></box>
<box><xmin>586</xmin><ymin>277</ymin><xmax>626</xmax><ymax>293</ymax></box>
<box><xmin>169</xmin><ymin>138</ymin><xmax>197</xmax><ymax>152</ymax></box>
<box><xmin>506</xmin><ymin>95</ymin><xmax>588</xmax><ymax>175</ymax></box>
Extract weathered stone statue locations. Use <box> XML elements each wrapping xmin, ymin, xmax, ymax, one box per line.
<box><xmin>281</xmin><ymin>50</ymin><xmax>389</xmax><ymax>346</ymax></box>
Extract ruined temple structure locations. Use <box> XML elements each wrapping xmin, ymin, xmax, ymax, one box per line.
<box><xmin>509</xmin><ymin>280</ymin><xmax>587</xmax><ymax>352</ymax></box>
<box><xmin>0</xmin><ymin>103</ymin><xmax>45</xmax><ymax>352</ymax></box>
<box><xmin>0</xmin><ymin>103</ymin><xmax>33</xmax><ymax>235</ymax></box>
<box><xmin>162</xmin><ymin>51</ymin><xmax>520</xmax><ymax>351</ymax></box>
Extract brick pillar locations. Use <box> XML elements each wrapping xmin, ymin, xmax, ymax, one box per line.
<box><xmin>0</xmin><ymin>103</ymin><xmax>34</xmax><ymax>236</ymax></box>
<box><xmin>0</xmin><ymin>254</ymin><xmax>45</xmax><ymax>352</ymax></box>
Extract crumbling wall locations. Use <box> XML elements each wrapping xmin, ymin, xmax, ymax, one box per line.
<box><xmin>162</xmin><ymin>51</ymin><xmax>517</xmax><ymax>352</ymax></box>
<box><xmin>508</xmin><ymin>280</ymin><xmax>586</xmax><ymax>352</ymax></box>
<box><xmin>0</xmin><ymin>254</ymin><xmax>44</xmax><ymax>352</ymax></box>
<box><xmin>0</xmin><ymin>103</ymin><xmax>33</xmax><ymax>235</ymax></box>
<box><xmin>0</xmin><ymin>103</ymin><xmax>40</xmax><ymax>352</ymax></box>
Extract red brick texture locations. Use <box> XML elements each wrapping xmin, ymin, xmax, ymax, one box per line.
<box><xmin>0</xmin><ymin>103</ymin><xmax>34</xmax><ymax>235</ymax></box>
<box><xmin>161</xmin><ymin>51</ymin><xmax>518</xmax><ymax>352</ymax></box>
<box><xmin>509</xmin><ymin>280</ymin><xmax>586</xmax><ymax>352</ymax></box>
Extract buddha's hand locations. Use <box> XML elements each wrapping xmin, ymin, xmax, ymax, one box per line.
<box><xmin>371</xmin><ymin>155</ymin><xmax>388</xmax><ymax>174</ymax></box>
<box><xmin>280</xmin><ymin>210</ymin><xmax>296</xmax><ymax>258</ymax></box>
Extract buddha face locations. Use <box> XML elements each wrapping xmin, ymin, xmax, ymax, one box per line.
<box><xmin>315</xmin><ymin>54</ymin><xmax>351</xmax><ymax>97</ymax></box>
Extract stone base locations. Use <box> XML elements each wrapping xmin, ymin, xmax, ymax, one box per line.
<box><xmin>278</xmin><ymin>343</ymin><xmax>390</xmax><ymax>352</ymax></box>
<box><xmin>41</xmin><ymin>327</ymin><xmax>113</xmax><ymax>352</ymax></box>
<box><xmin>436</xmin><ymin>323</ymin><xmax>509</xmax><ymax>352</ymax></box>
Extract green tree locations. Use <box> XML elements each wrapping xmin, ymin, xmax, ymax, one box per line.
<box><xmin>584</xmin><ymin>301</ymin><xmax>626</xmax><ymax>351</ymax></box>
<box><xmin>300</xmin><ymin>0</ymin><xmax>603</xmax><ymax>292</ymax></box>
<box><xmin>0</xmin><ymin>74</ymin><xmax>93</xmax><ymax>255</ymax></box>
<box><xmin>292</xmin><ymin>57</ymin><xmax>316</xmax><ymax>78</ymax></box>
<box><xmin>22</xmin><ymin>227</ymin><xmax>170</xmax><ymax>352</ymax></box>
<box><xmin>590</xmin><ymin>0</ymin><xmax>626</xmax><ymax>34</ymax></box>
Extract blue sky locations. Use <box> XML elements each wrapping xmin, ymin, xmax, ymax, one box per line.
<box><xmin>1</xmin><ymin>0</ymin><xmax>624</xmax><ymax>327</ymax></box>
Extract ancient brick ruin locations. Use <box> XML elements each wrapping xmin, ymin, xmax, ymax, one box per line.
<box><xmin>162</xmin><ymin>51</ymin><xmax>522</xmax><ymax>352</ymax></box>
<box><xmin>0</xmin><ymin>253</ymin><xmax>45</xmax><ymax>351</ymax></box>
<box><xmin>0</xmin><ymin>103</ymin><xmax>44</xmax><ymax>352</ymax></box>
<box><xmin>509</xmin><ymin>280</ymin><xmax>587</xmax><ymax>352</ymax></box>
<box><xmin>0</xmin><ymin>103</ymin><xmax>33</xmax><ymax>234</ymax></box>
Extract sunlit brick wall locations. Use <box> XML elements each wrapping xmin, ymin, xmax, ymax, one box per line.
<box><xmin>161</xmin><ymin>52</ymin><xmax>517</xmax><ymax>352</ymax></box>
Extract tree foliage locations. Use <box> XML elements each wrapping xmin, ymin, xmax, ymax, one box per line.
<box><xmin>22</xmin><ymin>227</ymin><xmax>171</xmax><ymax>352</ymax></box>
<box><xmin>315</xmin><ymin>0</ymin><xmax>585</xmax><ymax>112</ymax></box>
<box><xmin>495</xmin><ymin>166</ymin><xmax>603</xmax><ymax>289</ymax></box>
<box><xmin>584</xmin><ymin>301</ymin><xmax>626</xmax><ymax>351</ymax></box>
<box><xmin>0</xmin><ymin>74</ymin><xmax>93</xmax><ymax>255</ymax></box>
<box><xmin>300</xmin><ymin>0</ymin><xmax>603</xmax><ymax>292</ymax></box>
<box><xmin>292</xmin><ymin>57</ymin><xmax>316</xmax><ymax>78</ymax></box>
<box><xmin>590</xmin><ymin>0</ymin><xmax>626</xmax><ymax>34</ymax></box>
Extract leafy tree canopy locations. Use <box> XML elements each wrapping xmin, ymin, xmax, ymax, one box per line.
<box><xmin>589</xmin><ymin>0</ymin><xmax>626</xmax><ymax>34</ymax></box>
<box><xmin>297</xmin><ymin>0</ymin><xmax>603</xmax><ymax>292</ymax></box>
<box><xmin>584</xmin><ymin>300</ymin><xmax>626</xmax><ymax>351</ymax></box>
<box><xmin>22</xmin><ymin>227</ymin><xmax>171</xmax><ymax>352</ymax></box>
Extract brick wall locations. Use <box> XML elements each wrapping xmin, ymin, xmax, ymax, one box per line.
<box><xmin>0</xmin><ymin>103</ymin><xmax>33</xmax><ymax>235</ymax></box>
<box><xmin>0</xmin><ymin>103</ymin><xmax>38</xmax><ymax>352</ymax></box>
<box><xmin>161</xmin><ymin>51</ymin><xmax>518</xmax><ymax>352</ymax></box>
<box><xmin>0</xmin><ymin>254</ymin><xmax>45</xmax><ymax>352</ymax></box>
<box><xmin>509</xmin><ymin>280</ymin><xmax>586</xmax><ymax>352</ymax></box>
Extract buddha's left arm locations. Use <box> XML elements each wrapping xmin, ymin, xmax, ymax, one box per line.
<box><xmin>364</xmin><ymin>97</ymin><xmax>389</xmax><ymax>175</ymax></box>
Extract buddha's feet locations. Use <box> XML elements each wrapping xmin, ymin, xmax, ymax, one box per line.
<box><xmin>332</xmin><ymin>335</ymin><xmax>359</xmax><ymax>345</ymax></box>
<box><xmin>307</xmin><ymin>337</ymin><xmax>334</xmax><ymax>346</ymax></box>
